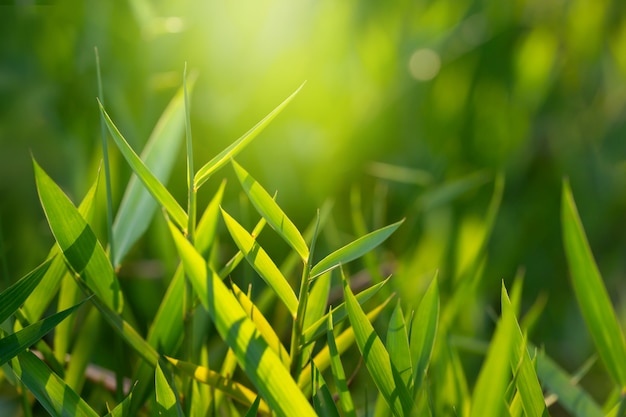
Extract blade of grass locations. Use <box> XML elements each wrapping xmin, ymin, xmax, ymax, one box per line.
<box><xmin>168</xmin><ymin>222</ymin><xmax>316</xmax><ymax>417</ymax></box>
<box><xmin>562</xmin><ymin>180</ymin><xmax>626</xmax><ymax>387</ymax></box>
<box><xmin>0</xmin><ymin>259</ymin><xmax>52</xmax><ymax>324</ymax></box>
<box><xmin>310</xmin><ymin>220</ymin><xmax>404</xmax><ymax>279</ymax></box>
<box><xmin>112</xmin><ymin>76</ymin><xmax>196</xmax><ymax>266</ymax></box>
<box><xmin>387</xmin><ymin>300</ymin><xmax>413</xmax><ymax>390</ymax></box>
<box><xmin>343</xmin><ymin>273</ymin><xmax>414</xmax><ymax>416</ymax></box>
<box><xmin>232</xmin><ymin>159</ymin><xmax>309</xmax><ymax>261</ymax></box>
<box><xmin>243</xmin><ymin>396</ymin><xmax>262</xmax><ymax>417</ymax></box>
<box><xmin>10</xmin><ymin>350</ymin><xmax>99</xmax><ymax>417</ymax></box>
<box><xmin>106</xmin><ymin>387</ymin><xmax>134</xmax><ymax>417</ymax></box>
<box><xmin>327</xmin><ymin>310</ymin><xmax>357</xmax><ymax>417</ymax></box>
<box><xmin>155</xmin><ymin>362</ymin><xmax>184</xmax><ymax>417</ymax></box>
<box><xmin>194</xmin><ymin>83</ymin><xmax>305</xmax><ymax>190</ymax></box>
<box><xmin>33</xmin><ymin>159</ymin><xmax>124</xmax><ymax>313</ymax></box>
<box><xmin>220</xmin><ymin>207</ymin><xmax>298</xmax><ymax>317</ymax></box>
<box><xmin>98</xmin><ymin>99</ymin><xmax>188</xmax><ymax>231</ymax></box>
<box><xmin>0</xmin><ymin>300</ymin><xmax>87</xmax><ymax>366</ymax></box>
<box><xmin>311</xmin><ymin>360</ymin><xmax>341</xmax><ymax>417</ymax></box>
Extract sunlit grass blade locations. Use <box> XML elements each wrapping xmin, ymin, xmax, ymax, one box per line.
<box><xmin>327</xmin><ymin>311</ymin><xmax>357</xmax><ymax>417</ymax></box>
<box><xmin>310</xmin><ymin>219</ymin><xmax>404</xmax><ymax>279</ymax></box>
<box><xmin>166</xmin><ymin>357</ymin><xmax>270</xmax><ymax>416</ymax></box>
<box><xmin>501</xmin><ymin>284</ymin><xmax>549</xmax><ymax>417</ymax></box>
<box><xmin>469</xmin><ymin>290</ymin><xmax>516</xmax><ymax>417</ymax></box>
<box><xmin>535</xmin><ymin>351</ymin><xmax>603</xmax><ymax>417</ymax></box>
<box><xmin>155</xmin><ymin>362</ymin><xmax>183</xmax><ymax>417</ymax></box>
<box><xmin>232</xmin><ymin>159</ymin><xmax>309</xmax><ymax>261</ymax></box>
<box><xmin>106</xmin><ymin>387</ymin><xmax>134</xmax><ymax>417</ymax></box>
<box><xmin>10</xmin><ymin>350</ymin><xmax>99</xmax><ymax>417</ymax></box>
<box><xmin>0</xmin><ymin>259</ymin><xmax>52</xmax><ymax>324</ymax></box>
<box><xmin>561</xmin><ymin>180</ymin><xmax>626</xmax><ymax>387</ymax></box>
<box><xmin>194</xmin><ymin>82</ymin><xmax>305</xmax><ymax>189</ymax></box>
<box><xmin>168</xmin><ymin>222</ymin><xmax>316</xmax><ymax>417</ymax></box>
<box><xmin>220</xmin><ymin>207</ymin><xmax>298</xmax><ymax>317</ymax></box>
<box><xmin>0</xmin><ymin>300</ymin><xmax>86</xmax><ymax>366</ymax></box>
<box><xmin>98</xmin><ymin>99</ymin><xmax>188</xmax><ymax>231</ymax></box>
<box><xmin>343</xmin><ymin>274</ymin><xmax>414</xmax><ymax>416</ymax></box>
<box><xmin>409</xmin><ymin>274</ymin><xmax>439</xmax><ymax>394</ymax></box>
<box><xmin>311</xmin><ymin>361</ymin><xmax>341</xmax><ymax>417</ymax></box>
<box><xmin>33</xmin><ymin>159</ymin><xmax>124</xmax><ymax>313</ymax></box>
<box><xmin>387</xmin><ymin>300</ymin><xmax>413</xmax><ymax>390</ymax></box>
<box><xmin>303</xmin><ymin>277</ymin><xmax>390</xmax><ymax>346</ymax></box>
<box><xmin>112</xmin><ymin>77</ymin><xmax>196</xmax><ymax>266</ymax></box>
<box><xmin>231</xmin><ymin>282</ymin><xmax>290</xmax><ymax>367</ymax></box>
<box><xmin>195</xmin><ymin>180</ymin><xmax>226</xmax><ymax>257</ymax></box>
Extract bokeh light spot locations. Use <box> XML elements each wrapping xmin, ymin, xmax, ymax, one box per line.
<box><xmin>409</xmin><ymin>48</ymin><xmax>441</xmax><ymax>81</ymax></box>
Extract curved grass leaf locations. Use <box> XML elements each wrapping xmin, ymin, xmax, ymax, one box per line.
<box><xmin>194</xmin><ymin>83</ymin><xmax>305</xmax><ymax>190</ymax></box>
<box><xmin>310</xmin><ymin>219</ymin><xmax>404</xmax><ymax>279</ymax></box>
<box><xmin>0</xmin><ymin>258</ymin><xmax>52</xmax><ymax>324</ymax></box>
<box><xmin>387</xmin><ymin>300</ymin><xmax>413</xmax><ymax>390</ymax></box>
<box><xmin>561</xmin><ymin>180</ymin><xmax>626</xmax><ymax>387</ymax></box>
<box><xmin>409</xmin><ymin>274</ymin><xmax>439</xmax><ymax>394</ymax></box>
<box><xmin>155</xmin><ymin>362</ymin><xmax>183</xmax><ymax>417</ymax></box>
<box><xmin>10</xmin><ymin>350</ymin><xmax>99</xmax><ymax>417</ymax></box>
<box><xmin>168</xmin><ymin>222</ymin><xmax>316</xmax><ymax>417</ymax></box>
<box><xmin>98</xmin><ymin>99</ymin><xmax>188</xmax><ymax>231</ymax></box>
<box><xmin>33</xmin><ymin>159</ymin><xmax>124</xmax><ymax>313</ymax></box>
<box><xmin>166</xmin><ymin>357</ymin><xmax>270</xmax><ymax>416</ymax></box>
<box><xmin>0</xmin><ymin>300</ymin><xmax>86</xmax><ymax>366</ymax></box>
<box><xmin>501</xmin><ymin>285</ymin><xmax>549</xmax><ymax>417</ymax></box>
<box><xmin>112</xmin><ymin>78</ymin><xmax>196</xmax><ymax>266</ymax></box>
<box><xmin>343</xmin><ymin>276</ymin><xmax>414</xmax><ymax>416</ymax></box>
<box><xmin>220</xmin><ymin>207</ymin><xmax>298</xmax><ymax>317</ymax></box>
<box><xmin>327</xmin><ymin>311</ymin><xmax>357</xmax><ymax>417</ymax></box>
<box><xmin>232</xmin><ymin>160</ymin><xmax>309</xmax><ymax>261</ymax></box>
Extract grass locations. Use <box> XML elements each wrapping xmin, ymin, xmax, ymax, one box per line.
<box><xmin>1</xmin><ymin>68</ymin><xmax>626</xmax><ymax>417</ymax></box>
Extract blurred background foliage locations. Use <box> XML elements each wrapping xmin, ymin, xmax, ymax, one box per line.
<box><xmin>2</xmin><ymin>0</ymin><xmax>626</xmax><ymax>404</ymax></box>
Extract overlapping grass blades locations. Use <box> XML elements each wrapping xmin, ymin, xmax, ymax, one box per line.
<box><xmin>561</xmin><ymin>180</ymin><xmax>626</xmax><ymax>388</ymax></box>
<box><xmin>0</xmin><ymin>259</ymin><xmax>52</xmax><ymax>324</ymax></box>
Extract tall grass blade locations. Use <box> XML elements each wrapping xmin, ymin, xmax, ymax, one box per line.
<box><xmin>387</xmin><ymin>300</ymin><xmax>413</xmax><ymax>390</ymax></box>
<box><xmin>243</xmin><ymin>396</ymin><xmax>262</xmax><ymax>417</ymax></box>
<box><xmin>0</xmin><ymin>259</ymin><xmax>52</xmax><ymax>324</ymax></box>
<box><xmin>168</xmin><ymin>222</ymin><xmax>316</xmax><ymax>417</ymax></box>
<box><xmin>155</xmin><ymin>362</ymin><xmax>183</xmax><ymax>417</ymax></box>
<box><xmin>0</xmin><ymin>300</ymin><xmax>86</xmax><ymax>366</ymax></box>
<box><xmin>311</xmin><ymin>361</ymin><xmax>341</xmax><ymax>417</ymax></box>
<box><xmin>561</xmin><ymin>180</ymin><xmax>626</xmax><ymax>387</ymax></box>
<box><xmin>98</xmin><ymin>99</ymin><xmax>188</xmax><ymax>231</ymax></box>
<box><xmin>343</xmin><ymin>274</ymin><xmax>414</xmax><ymax>416</ymax></box>
<box><xmin>112</xmin><ymin>78</ymin><xmax>196</xmax><ymax>266</ymax></box>
<box><xmin>327</xmin><ymin>311</ymin><xmax>357</xmax><ymax>417</ymax></box>
<box><xmin>409</xmin><ymin>274</ymin><xmax>439</xmax><ymax>394</ymax></box>
<box><xmin>232</xmin><ymin>159</ymin><xmax>309</xmax><ymax>261</ymax></box>
<box><xmin>33</xmin><ymin>159</ymin><xmax>124</xmax><ymax>313</ymax></box>
<box><xmin>220</xmin><ymin>207</ymin><xmax>298</xmax><ymax>317</ymax></box>
<box><xmin>310</xmin><ymin>219</ymin><xmax>404</xmax><ymax>278</ymax></box>
<box><xmin>194</xmin><ymin>83</ymin><xmax>305</xmax><ymax>189</ymax></box>
<box><xmin>10</xmin><ymin>350</ymin><xmax>99</xmax><ymax>417</ymax></box>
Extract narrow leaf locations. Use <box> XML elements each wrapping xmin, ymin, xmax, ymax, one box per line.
<box><xmin>232</xmin><ymin>160</ymin><xmax>309</xmax><ymax>261</ymax></box>
<box><xmin>155</xmin><ymin>362</ymin><xmax>183</xmax><ymax>417</ymax></box>
<box><xmin>194</xmin><ymin>83</ymin><xmax>305</xmax><ymax>189</ymax></box>
<box><xmin>387</xmin><ymin>300</ymin><xmax>413</xmax><ymax>390</ymax></box>
<box><xmin>310</xmin><ymin>220</ymin><xmax>404</xmax><ymax>278</ymax></box>
<box><xmin>33</xmin><ymin>159</ymin><xmax>124</xmax><ymax>313</ymax></box>
<box><xmin>0</xmin><ymin>259</ymin><xmax>52</xmax><ymax>324</ymax></box>
<box><xmin>327</xmin><ymin>311</ymin><xmax>357</xmax><ymax>417</ymax></box>
<box><xmin>220</xmin><ymin>207</ymin><xmax>298</xmax><ymax>317</ymax></box>
<box><xmin>98</xmin><ymin>99</ymin><xmax>188</xmax><ymax>231</ymax></box>
<box><xmin>409</xmin><ymin>274</ymin><xmax>439</xmax><ymax>394</ymax></box>
<box><xmin>243</xmin><ymin>396</ymin><xmax>262</xmax><ymax>417</ymax></box>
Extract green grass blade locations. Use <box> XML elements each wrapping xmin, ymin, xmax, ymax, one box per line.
<box><xmin>535</xmin><ymin>351</ymin><xmax>603</xmax><ymax>417</ymax></box>
<box><xmin>501</xmin><ymin>284</ymin><xmax>549</xmax><ymax>417</ymax></box>
<box><xmin>469</xmin><ymin>291</ymin><xmax>516</xmax><ymax>417</ymax></box>
<box><xmin>112</xmin><ymin>78</ymin><xmax>196</xmax><ymax>266</ymax></box>
<box><xmin>243</xmin><ymin>396</ymin><xmax>262</xmax><ymax>417</ymax></box>
<box><xmin>33</xmin><ymin>159</ymin><xmax>124</xmax><ymax>313</ymax></box>
<box><xmin>311</xmin><ymin>361</ymin><xmax>341</xmax><ymax>417</ymax></box>
<box><xmin>387</xmin><ymin>300</ymin><xmax>413</xmax><ymax>390</ymax></box>
<box><xmin>105</xmin><ymin>388</ymin><xmax>134</xmax><ymax>417</ymax></box>
<box><xmin>327</xmin><ymin>311</ymin><xmax>357</xmax><ymax>417</ymax></box>
<box><xmin>0</xmin><ymin>300</ymin><xmax>86</xmax><ymax>366</ymax></box>
<box><xmin>303</xmin><ymin>278</ymin><xmax>390</xmax><ymax>346</ymax></box>
<box><xmin>220</xmin><ymin>207</ymin><xmax>298</xmax><ymax>317</ymax></box>
<box><xmin>232</xmin><ymin>160</ymin><xmax>309</xmax><ymax>261</ymax></box>
<box><xmin>98</xmin><ymin>99</ymin><xmax>188</xmax><ymax>231</ymax></box>
<box><xmin>343</xmin><ymin>275</ymin><xmax>414</xmax><ymax>416</ymax></box>
<box><xmin>310</xmin><ymin>219</ymin><xmax>404</xmax><ymax>278</ymax></box>
<box><xmin>409</xmin><ymin>274</ymin><xmax>439</xmax><ymax>394</ymax></box>
<box><xmin>562</xmin><ymin>180</ymin><xmax>626</xmax><ymax>387</ymax></box>
<box><xmin>195</xmin><ymin>180</ymin><xmax>226</xmax><ymax>258</ymax></box>
<box><xmin>194</xmin><ymin>83</ymin><xmax>305</xmax><ymax>190</ymax></box>
<box><xmin>168</xmin><ymin>222</ymin><xmax>317</xmax><ymax>417</ymax></box>
<box><xmin>166</xmin><ymin>357</ymin><xmax>270</xmax><ymax>416</ymax></box>
<box><xmin>0</xmin><ymin>259</ymin><xmax>52</xmax><ymax>324</ymax></box>
<box><xmin>156</xmin><ymin>362</ymin><xmax>183</xmax><ymax>417</ymax></box>
<box><xmin>10</xmin><ymin>350</ymin><xmax>99</xmax><ymax>417</ymax></box>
